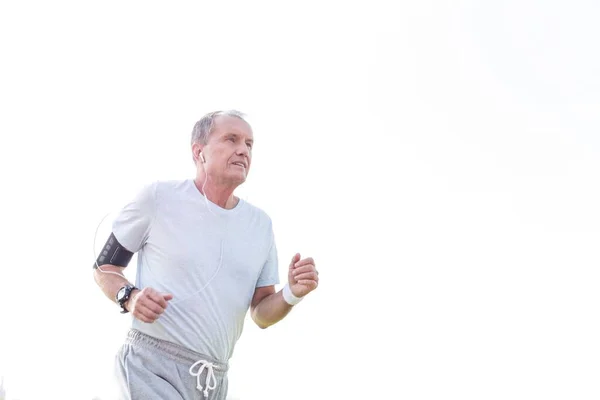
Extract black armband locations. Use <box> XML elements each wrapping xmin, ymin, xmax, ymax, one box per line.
<box><xmin>93</xmin><ymin>232</ymin><xmax>134</xmax><ymax>269</ymax></box>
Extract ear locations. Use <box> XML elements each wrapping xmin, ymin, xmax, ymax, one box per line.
<box><xmin>191</xmin><ymin>142</ymin><xmax>204</xmax><ymax>163</ymax></box>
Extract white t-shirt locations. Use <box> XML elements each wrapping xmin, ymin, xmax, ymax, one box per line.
<box><xmin>112</xmin><ymin>179</ymin><xmax>280</xmax><ymax>362</ymax></box>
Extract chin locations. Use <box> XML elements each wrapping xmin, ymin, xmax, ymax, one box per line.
<box><xmin>227</xmin><ymin>174</ymin><xmax>247</xmax><ymax>186</ymax></box>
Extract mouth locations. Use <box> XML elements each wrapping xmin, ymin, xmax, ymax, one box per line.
<box><xmin>232</xmin><ymin>162</ymin><xmax>246</xmax><ymax>169</ymax></box>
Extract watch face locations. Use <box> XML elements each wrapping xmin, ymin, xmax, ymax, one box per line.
<box><xmin>117</xmin><ymin>287</ymin><xmax>126</xmax><ymax>300</ymax></box>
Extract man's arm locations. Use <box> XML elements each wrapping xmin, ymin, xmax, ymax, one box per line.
<box><xmin>92</xmin><ymin>183</ymin><xmax>171</xmax><ymax>321</ymax></box>
<box><xmin>93</xmin><ymin>264</ymin><xmax>132</xmax><ymax>305</ymax></box>
<box><xmin>250</xmin><ymin>253</ymin><xmax>319</xmax><ymax>329</ymax></box>
<box><xmin>93</xmin><ymin>264</ymin><xmax>173</xmax><ymax>323</ymax></box>
<box><xmin>250</xmin><ymin>285</ymin><xmax>293</xmax><ymax>329</ymax></box>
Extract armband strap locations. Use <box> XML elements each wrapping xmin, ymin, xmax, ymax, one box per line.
<box><xmin>93</xmin><ymin>233</ymin><xmax>134</xmax><ymax>269</ymax></box>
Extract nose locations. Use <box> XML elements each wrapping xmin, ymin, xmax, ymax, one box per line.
<box><xmin>236</xmin><ymin>143</ymin><xmax>250</xmax><ymax>158</ymax></box>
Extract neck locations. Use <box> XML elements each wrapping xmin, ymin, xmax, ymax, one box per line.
<box><xmin>193</xmin><ymin>177</ymin><xmax>239</xmax><ymax>209</ymax></box>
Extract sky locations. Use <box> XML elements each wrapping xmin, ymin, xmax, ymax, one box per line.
<box><xmin>0</xmin><ymin>1</ymin><xmax>599</xmax><ymax>399</ymax></box>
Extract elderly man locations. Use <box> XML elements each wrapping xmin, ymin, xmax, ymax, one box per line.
<box><xmin>93</xmin><ymin>110</ymin><xmax>319</xmax><ymax>400</ymax></box>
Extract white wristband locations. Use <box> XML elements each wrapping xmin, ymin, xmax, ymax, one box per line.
<box><xmin>282</xmin><ymin>283</ymin><xmax>303</xmax><ymax>306</ymax></box>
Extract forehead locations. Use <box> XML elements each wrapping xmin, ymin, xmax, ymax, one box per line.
<box><xmin>212</xmin><ymin>115</ymin><xmax>253</xmax><ymax>140</ymax></box>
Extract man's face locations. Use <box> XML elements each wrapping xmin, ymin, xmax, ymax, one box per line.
<box><xmin>202</xmin><ymin>115</ymin><xmax>254</xmax><ymax>185</ymax></box>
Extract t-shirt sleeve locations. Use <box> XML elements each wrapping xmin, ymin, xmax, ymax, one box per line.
<box><xmin>256</xmin><ymin>233</ymin><xmax>280</xmax><ymax>288</ymax></box>
<box><xmin>111</xmin><ymin>182</ymin><xmax>157</xmax><ymax>253</ymax></box>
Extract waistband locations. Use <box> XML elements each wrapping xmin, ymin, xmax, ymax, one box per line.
<box><xmin>125</xmin><ymin>329</ymin><xmax>229</xmax><ymax>372</ymax></box>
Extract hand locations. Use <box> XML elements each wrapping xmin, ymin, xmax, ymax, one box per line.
<box><xmin>126</xmin><ymin>287</ymin><xmax>173</xmax><ymax>323</ymax></box>
<box><xmin>288</xmin><ymin>253</ymin><xmax>319</xmax><ymax>298</ymax></box>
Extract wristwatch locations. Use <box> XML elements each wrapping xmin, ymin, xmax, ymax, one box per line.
<box><xmin>116</xmin><ymin>284</ymin><xmax>137</xmax><ymax>314</ymax></box>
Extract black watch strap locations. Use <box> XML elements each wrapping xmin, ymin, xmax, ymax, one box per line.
<box><xmin>116</xmin><ymin>284</ymin><xmax>137</xmax><ymax>314</ymax></box>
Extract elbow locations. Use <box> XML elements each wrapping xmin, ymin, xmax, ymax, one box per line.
<box><xmin>92</xmin><ymin>266</ymin><xmax>106</xmax><ymax>286</ymax></box>
<box><xmin>251</xmin><ymin>309</ymin><xmax>271</xmax><ymax>329</ymax></box>
<box><xmin>256</xmin><ymin>320</ymin><xmax>272</xmax><ymax>329</ymax></box>
<box><xmin>92</xmin><ymin>268</ymin><xmax>100</xmax><ymax>285</ymax></box>
<box><xmin>256</xmin><ymin>321</ymin><xmax>272</xmax><ymax>329</ymax></box>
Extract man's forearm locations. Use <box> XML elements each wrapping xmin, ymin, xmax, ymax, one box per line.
<box><xmin>251</xmin><ymin>290</ymin><xmax>294</xmax><ymax>329</ymax></box>
<box><xmin>93</xmin><ymin>265</ymin><xmax>133</xmax><ymax>305</ymax></box>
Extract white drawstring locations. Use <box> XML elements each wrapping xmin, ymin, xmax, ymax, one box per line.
<box><xmin>189</xmin><ymin>360</ymin><xmax>218</xmax><ymax>399</ymax></box>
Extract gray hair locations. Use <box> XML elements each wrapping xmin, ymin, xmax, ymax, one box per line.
<box><xmin>191</xmin><ymin>109</ymin><xmax>248</xmax><ymax>145</ymax></box>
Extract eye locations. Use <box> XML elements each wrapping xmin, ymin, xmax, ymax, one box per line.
<box><xmin>227</xmin><ymin>137</ymin><xmax>235</xmax><ymax>142</ymax></box>
<box><xmin>246</xmin><ymin>142</ymin><xmax>253</xmax><ymax>149</ymax></box>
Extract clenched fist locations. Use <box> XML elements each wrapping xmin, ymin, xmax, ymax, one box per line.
<box><xmin>126</xmin><ymin>287</ymin><xmax>173</xmax><ymax>323</ymax></box>
<box><xmin>288</xmin><ymin>253</ymin><xmax>319</xmax><ymax>298</ymax></box>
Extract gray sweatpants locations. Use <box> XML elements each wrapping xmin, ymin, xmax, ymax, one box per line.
<box><xmin>115</xmin><ymin>329</ymin><xmax>229</xmax><ymax>400</ymax></box>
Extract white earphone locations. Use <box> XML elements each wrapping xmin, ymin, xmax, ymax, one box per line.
<box><xmin>199</xmin><ymin>152</ymin><xmax>205</xmax><ymax>163</ymax></box>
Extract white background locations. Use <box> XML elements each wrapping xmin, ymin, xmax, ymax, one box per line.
<box><xmin>0</xmin><ymin>1</ymin><xmax>599</xmax><ymax>399</ymax></box>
